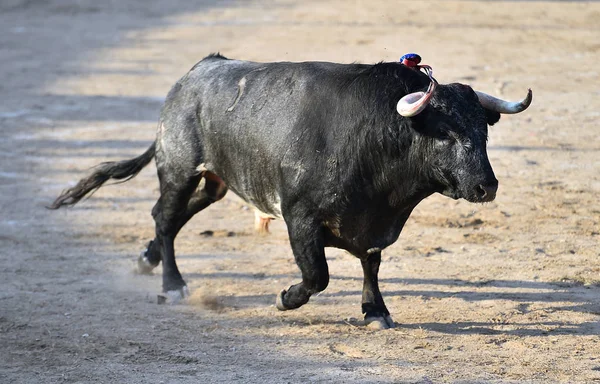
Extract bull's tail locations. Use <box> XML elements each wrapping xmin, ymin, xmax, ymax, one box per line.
<box><xmin>49</xmin><ymin>142</ymin><xmax>156</xmax><ymax>209</ymax></box>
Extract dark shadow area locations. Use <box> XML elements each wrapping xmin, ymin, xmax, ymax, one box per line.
<box><xmin>71</xmin><ymin>196</ymin><xmax>157</xmax><ymax>206</ymax></box>
<box><xmin>25</xmin><ymin>138</ymin><xmax>151</xmax><ymax>151</ymax></box>
<box><xmin>377</xmin><ymin>277</ymin><xmax>552</xmax><ymax>289</ymax></box>
<box><xmin>179</xmin><ymin>270</ymin><xmax>600</xmax><ymax>334</ymax></box>
<box><xmin>175</xmin><ymin>281</ymin><xmax>600</xmax><ymax>335</ymax></box>
<box><xmin>184</xmin><ymin>271</ymin><xmax>296</xmax><ymax>280</ymax></box>
<box><xmin>8</xmin><ymin>94</ymin><xmax>166</xmax><ymax>123</ymax></box>
<box><xmin>326</xmin><ymin>288</ymin><xmax>597</xmax><ymax>306</ymax></box>
<box><xmin>399</xmin><ymin>321</ymin><xmax>594</xmax><ymax>337</ymax></box>
<box><xmin>178</xmin><ymin>270</ymin><xmax>596</xmax><ymax>292</ymax></box>
<box><xmin>0</xmin><ymin>0</ymin><xmax>250</xmax><ymax>133</ymax></box>
<box><xmin>0</xmin><ymin>0</ymin><xmax>240</xmax><ymax>95</ymax></box>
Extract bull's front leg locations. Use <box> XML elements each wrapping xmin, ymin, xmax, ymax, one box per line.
<box><xmin>361</xmin><ymin>251</ymin><xmax>395</xmax><ymax>329</ymax></box>
<box><xmin>276</xmin><ymin>217</ymin><xmax>329</xmax><ymax>311</ymax></box>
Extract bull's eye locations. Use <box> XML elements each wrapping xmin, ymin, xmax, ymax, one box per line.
<box><xmin>439</xmin><ymin>129</ymin><xmax>458</xmax><ymax>143</ymax></box>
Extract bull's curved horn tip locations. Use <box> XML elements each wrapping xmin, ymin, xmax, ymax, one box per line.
<box><xmin>517</xmin><ymin>88</ymin><xmax>533</xmax><ymax>112</ymax></box>
<box><xmin>526</xmin><ymin>88</ymin><xmax>533</xmax><ymax>103</ymax></box>
<box><xmin>476</xmin><ymin>88</ymin><xmax>533</xmax><ymax>114</ymax></box>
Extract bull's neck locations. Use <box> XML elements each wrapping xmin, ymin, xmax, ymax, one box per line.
<box><xmin>353</xmin><ymin>128</ymin><xmax>437</xmax><ymax>210</ymax></box>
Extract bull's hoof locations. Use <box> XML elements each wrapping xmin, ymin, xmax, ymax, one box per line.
<box><xmin>275</xmin><ymin>288</ymin><xmax>290</xmax><ymax>311</ymax></box>
<box><xmin>364</xmin><ymin>315</ymin><xmax>395</xmax><ymax>330</ymax></box>
<box><xmin>157</xmin><ymin>286</ymin><xmax>190</xmax><ymax>305</ymax></box>
<box><xmin>137</xmin><ymin>249</ymin><xmax>157</xmax><ymax>275</ymax></box>
<box><xmin>137</xmin><ymin>255</ymin><xmax>156</xmax><ymax>275</ymax></box>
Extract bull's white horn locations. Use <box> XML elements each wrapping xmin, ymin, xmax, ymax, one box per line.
<box><xmin>396</xmin><ymin>81</ymin><xmax>436</xmax><ymax>117</ymax></box>
<box><xmin>475</xmin><ymin>89</ymin><xmax>533</xmax><ymax>114</ymax></box>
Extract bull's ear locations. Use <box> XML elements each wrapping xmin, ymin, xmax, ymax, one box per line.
<box><xmin>485</xmin><ymin>108</ymin><xmax>501</xmax><ymax>126</ymax></box>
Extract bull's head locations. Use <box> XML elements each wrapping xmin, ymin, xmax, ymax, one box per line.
<box><xmin>397</xmin><ymin>71</ymin><xmax>532</xmax><ymax>203</ymax></box>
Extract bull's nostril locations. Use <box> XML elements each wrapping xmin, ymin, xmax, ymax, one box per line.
<box><xmin>477</xmin><ymin>183</ymin><xmax>498</xmax><ymax>201</ymax></box>
<box><xmin>476</xmin><ymin>185</ymin><xmax>487</xmax><ymax>198</ymax></box>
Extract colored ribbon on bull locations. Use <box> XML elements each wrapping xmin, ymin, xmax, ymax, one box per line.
<box><xmin>400</xmin><ymin>53</ymin><xmax>436</xmax><ymax>84</ymax></box>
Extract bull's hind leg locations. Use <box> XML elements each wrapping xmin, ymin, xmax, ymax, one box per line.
<box><xmin>360</xmin><ymin>251</ymin><xmax>395</xmax><ymax>330</ymax></box>
<box><xmin>137</xmin><ymin>173</ymin><xmax>227</xmax><ymax>274</ymax></box>
<box><xmin>143</xmin><ymin>170</ymin><xmax>227</xmax><ymax>304</ymax></box>
<box><xmin>152</xmin><ymin>173</ymin><xmax>200</xmax><ymax>303</ymax></box>
<box><xmin>276</xmin><ymin>216</ymin><xmax>329</xmax><ymax>310</ymax></box>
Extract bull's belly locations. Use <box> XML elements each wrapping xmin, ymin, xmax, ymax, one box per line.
<box><xmin>198</xmin><ymin>157</ymin><xmax>283</xmax><ymax>219</ymax></box>
<box><xmin>229</xmin><ymin>187</ymin><xmax>283</xmax><ymax>220</ymax></box>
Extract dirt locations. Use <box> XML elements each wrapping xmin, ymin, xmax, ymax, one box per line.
<box><xmin>1</xmin><ymin>0</ymin><xmax>599</xmax><ymax>383</ymax></box>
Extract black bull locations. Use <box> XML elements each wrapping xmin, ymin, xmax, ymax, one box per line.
<box><xmin>51</xmin><ymin>54</ymin><xmax>531</xmax><ymax>329</ymax></box>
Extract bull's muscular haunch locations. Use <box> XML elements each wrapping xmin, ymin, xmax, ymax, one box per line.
<box><xmin>51</xmin><ymin>54</ymin><xmax>532</xmax><ymax>329</ymax></box>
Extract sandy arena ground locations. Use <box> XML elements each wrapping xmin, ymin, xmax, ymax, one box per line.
<box><xmin>1</xmin><ymin>0</ymin><xmax>599</xmax><ymax>382</ymax></box>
